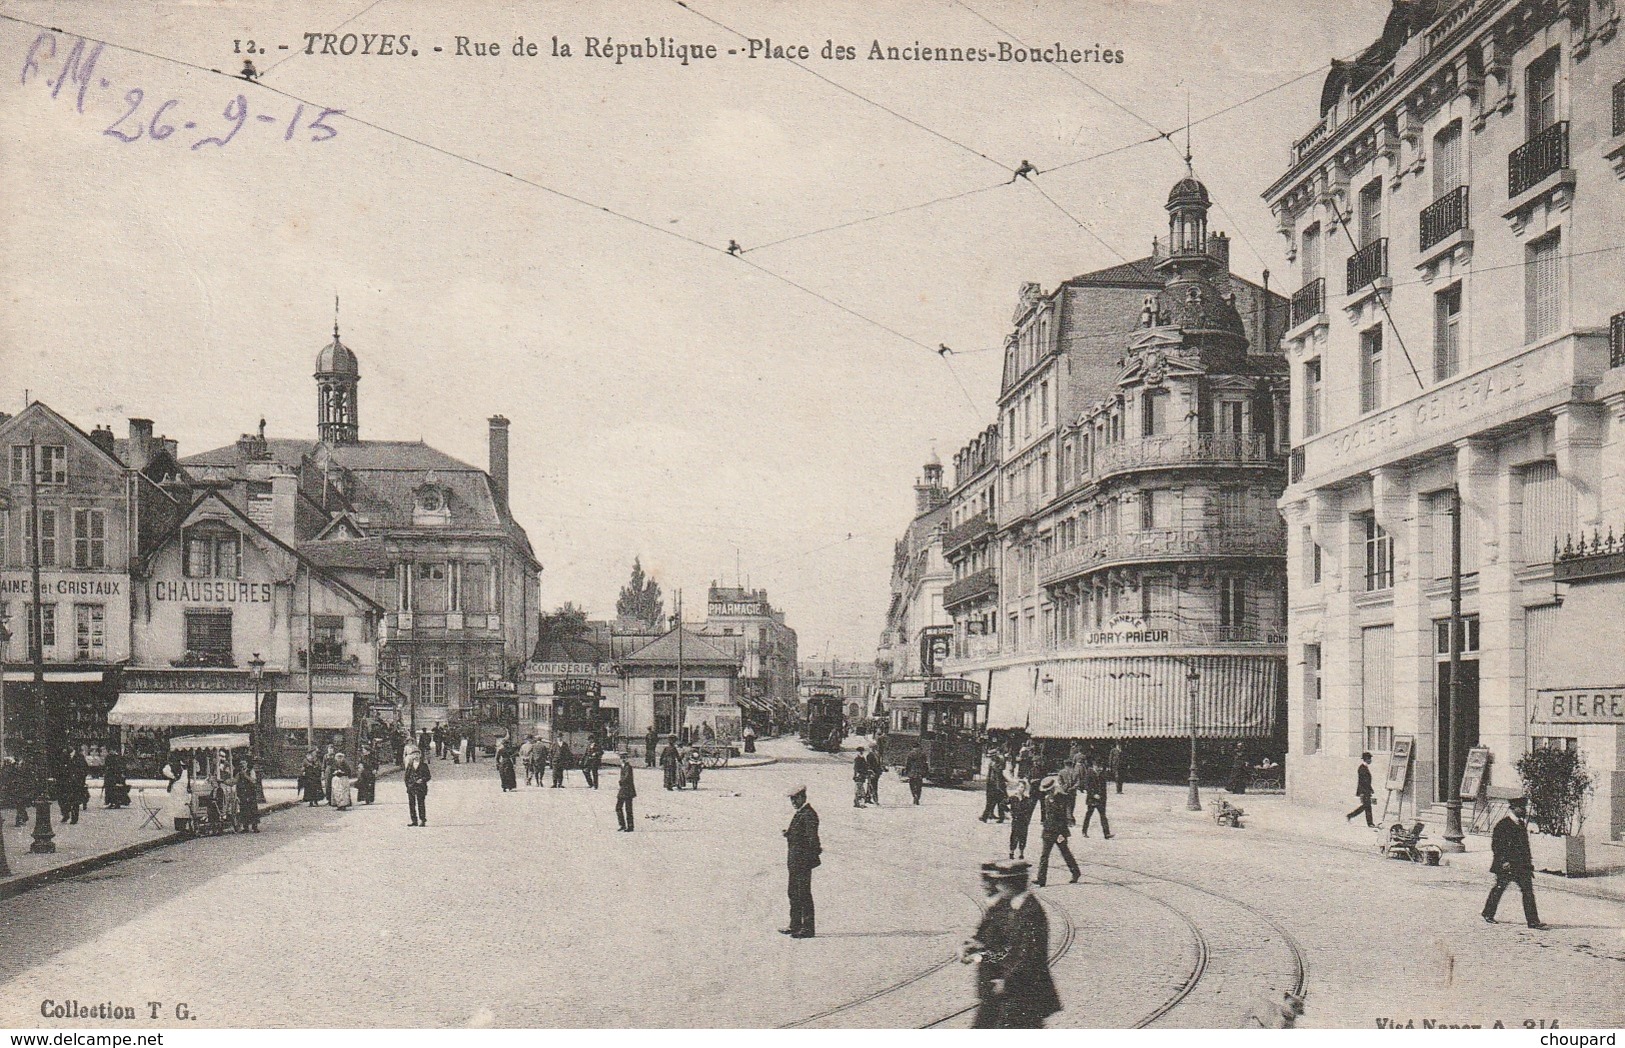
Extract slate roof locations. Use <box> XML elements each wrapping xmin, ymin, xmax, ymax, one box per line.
<box><xmin>1062</xmin><ymin>257</ymin><xmax>1162</xmax><ymax>289</ymax></box>
<box><xmin>619</xmin><ymin>627</ymin><xmax>741</xmax><ymax>667</ymax></box>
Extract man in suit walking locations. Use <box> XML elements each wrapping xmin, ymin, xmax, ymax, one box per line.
<box><xmin>1033</xmin><ymin>776</ymin><xmax>1081</xmax><ymax>888</ymax></box>
<box><xmin>1346</xmin><ymin>751</ymin><xmax>1376</xmax><ymax>827</ymax></box>
<box><xmin>1482</xmin><ymin>796</ymin><xmax>1548</xmax><ymax>929</ymax></box>
<box><xmin>960</xmin><ymin>859</ymin><xmax>1062</xmax><ymax>1028</ymax></box>
<box><xmin>1081</xmin><ymin>755</ymin><xmax>1114</xmax><ymax>838</ymax></box>
<box><xmin>865</xmin><ymin>746</ymin><xmax>884</xmax><ymax>806</ymax></box>
<box><xmin>904</xmin><ymin>747</ymin><xmax>928</xmax><ymax>804</ymax></box>
<box><xmin>782</xmin><ymin>784</ymin><xmax>821</xmax><ymax>938</ymax></box>
<box><xmin>403</xmin><ymin>750</ymin><xmax>431</xmax><ymax>827</ymax></box>
<box><xmin>615</xmin><ymin>751</ymin><xmax>637</xmax><ymax>832</ymax></box>
<box><xmin>852</xmin><ymin>747</ymin><xmax>870</xmax><ymax>808</ymax></box>
<box><xmin>980</xmin><ymin>751</ymin><xmax>1007</xmax><ymax>823</ymax></box>
<box><xmin>552</xmin><ymin>738</ymin><xmax>572</xmax><ymax>788</ymax></box>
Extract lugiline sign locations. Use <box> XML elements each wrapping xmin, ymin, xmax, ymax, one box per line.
<box><xmin>1531</xmin><ymin>687</ymin><xmax>1625</xmax><ymax>726</ymax></box>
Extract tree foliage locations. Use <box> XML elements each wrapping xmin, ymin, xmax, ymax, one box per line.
<box><xmin>539</xmin><ymin>602</ymin><xmax>589</xmax><ymax>643</ymax></box>
<box><xmin>1516</xmin><ymin>746</ymin><xmax>1595</xmax><ymax>836</ymax></box>
<box><xmin>615</xmin><ymin>558</ymin><xmax>664</xmax><ymax>630</ymax></box>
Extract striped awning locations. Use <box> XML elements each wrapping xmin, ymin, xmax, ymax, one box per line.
<box><xmin>1027</xmin><ymin>655</ymin><xmax>1281</xmax><ymax>739</ymax></box>
<box><xmin>985</xmin><ymin>666</ymin><xmax>1033</xmax><ymax>730</ymax></box>
<box><xmin>275</xmin><ymin>692</ymin><xmax>355</xmax><ymax>729</ymax></box>
<box><xmin>108</xmin><ymin>692</ymin><xmax>257</xmax><ymax>727</ymax></box>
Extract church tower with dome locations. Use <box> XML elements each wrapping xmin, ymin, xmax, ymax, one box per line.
<box><xmin>315</xmin><ymin>305</ymin><xmax>360</xmax><ymax>446</ymax></box>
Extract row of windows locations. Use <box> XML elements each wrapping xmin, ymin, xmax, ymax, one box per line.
<box><xmin>1004</xmin><ymin>379</ymin><xmax>1052</xmax><ymax>452</ymax></box>
<box><xmin>395</xmin><ymin>560</ymin><xmax>495</xmax><ymax>614</ymax></box>
<box><xmin>0</xmin><ymin>507</ymin><xmax>109</xmax><ymax>569</ymax></box>
<box><xmin>8</xmin><ymin>444</ymin><xmax>68</xmax><ymax>485</ymax></box>
<box><xmin>0</xmin><ymin>601</ymin><xmax>107</xmax><ymax>660</ymax></box>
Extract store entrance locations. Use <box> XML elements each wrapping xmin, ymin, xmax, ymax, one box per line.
<box><xmin>1436</xmin><ymin>658</ymin><xmax>1480</xmax><ymax>799</ymax></box>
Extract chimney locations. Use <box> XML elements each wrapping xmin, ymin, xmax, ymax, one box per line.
<box><xmin>127</xmin><ymin>418</ymin><xmax>154</xmax><ymax>471</ymax></box>
<box><xmin>89</xmin><ymin>425</ymin><xmax>115</xmax><ymax>456</ymax></box>
<box><xmin>1210</xmin><ymin>232</ymin><xmax>1232</xmax><ymax>297</ymax></box>
<box><xmin>488</xmin><ymin>415</ymin><xmax>510</xmax><ymax>507</ymax></box>
<box><xmin>270</xmin><ymin>472</ymin><xmax>300</xmax><ymax>543</ymax></box>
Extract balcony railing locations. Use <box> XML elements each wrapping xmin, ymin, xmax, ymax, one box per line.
<box><xmin>1289</xmin><ymin>278</ymin><xmax>1325</xmax><ymax>328</ymax></box>
<box><xmin>1509</xmin><ymin>121</ymin><xmax>1569</xmax><ymax>198</ymax></box>
<box><xmin>1038</xmin><ymin>524</ymin><xmax>1287</xmax><ymax>586</ymax></box>
<box><xmin>1611</xmin><ymin>311</ymin><xmax>1625</xmax><ymax>369</ymax></box>
<box><xmin>1292</xmin><ymin>118</ymin><xmax>1329</xmax><ymax>166</ymax></box>
<box><xmin>943</xmin><ymin>511</ymin><xmax>995</xmax><ymax>555</ymax></box>
<box><xmin>944</xmin><ymin>567</ymin><xmax>998</xmax><ymax>610</ymax></box>
<box><xmin>1426</xmin><ymin>0</ymin><xmax>1485</xmax><ymax>52</ymax></box>
<box><xmin>1092</xmin><ymin>433</ymin><xmax>1278</xmax><ymax>480</ymax></box>
<box><xmin>1346</xmin><ymin>238</ymin><xmax>1388</xmax><ymax>294</ymax></box>
<box><xmin>1350</xmin><ymin>65</ymin><xmax>1395</xmax><ymax>115</ymax></box>
<box><xmin>1554</xmin><ymin>527</ymin><xmax>1625</xmax><ymax>582</ymax></box>
<box><xmin>1419</xmin><ymin>185</ymin><xmax>1469</xmax><ymax>251</ymax></box>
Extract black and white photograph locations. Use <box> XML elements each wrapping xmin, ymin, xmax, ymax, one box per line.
<box><xmin>1</xmin><ymin>0</ymin><xmax>1623</xmax><ymax>1034</ymax></box>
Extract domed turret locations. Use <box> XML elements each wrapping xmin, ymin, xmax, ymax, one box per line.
<box><xmin>1166</xmin><ymin>175</ymin><xmax>1211</xmax><ymax>209</ymax></box>
<box><xmin>315</xmin><ymin>302</ymin><xmax>360</xmax><ymax>445</ymax></box>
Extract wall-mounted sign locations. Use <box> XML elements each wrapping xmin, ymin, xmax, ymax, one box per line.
<box><xmin>123</xmin><ymin>669</ymin><xmax>260</xmax><ymax>692</ymax></box>
<box><xmin>1531</xmin><ymin>687</ymin><xmax>1625</xmax><ymax>725</ymax></box>
<box><xmin>474</xmin><ymin>679</ymin><xmax>517</xmax><ymax>694</ymax></box>
<box><xmin>154</xmin><ymin>579</ymin><xmax>273</xmax><ymax>603</ymax></box>
<box><xmin>527</xmin><ymin>661</ymin><xmax>614</xmax><ymax>678</ymax></box>
<box><xmin>709</xmin><ymin>601</ymin><xmax>768</xmax><ymax>617</ymax></box>
<box><xmin>1</xmin><ymin>573</ymin><xmax>125</xmax><ymax>598</ymax></box>
<box><xmin>1085</xmin><ymin>615</ymin><xmax>1170</xmax><ymax>646</ymax></box>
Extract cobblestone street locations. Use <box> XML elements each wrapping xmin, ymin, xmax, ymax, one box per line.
<box><xmin>1</xmin><ymin>738</ymin><xmax>1620</xmax><ymax>1029</ymax></box>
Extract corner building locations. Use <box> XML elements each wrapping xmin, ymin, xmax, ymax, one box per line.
<box><xmin>1265</xmin><ymin>0</ymin><xmax>1625</xmax><ymax>835</ymax></box>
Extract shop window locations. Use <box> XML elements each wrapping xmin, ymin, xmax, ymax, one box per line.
<box><xmin>184</xmin><ymin>527</ymin><xmax>241</xmax><ymax>579</ymax></box>
<box><xmin>74</xmin><ymin>603</ymin><xmax>105</xmax><ymax>661</ymax></box>
<box><xmin>27</xmin><ymin>603</ymin><xmax>58</xmax><ymax>651</ymax></box>
<box><xmin>183</xmin><ymin>609</ymin><xmax>233</xmax><ymax>665</ymax></box>
<box><xmin>312</xmin><ymin>616</ymin><xmax>346</xmax><ymax>664</ymax></box>
<box><xmin>1530</xmin><ymin>735</ymin><xmax>1576</xmax><ymax>752</ymax></box>
<box><xmin>73</xmin><ymin>508</ymin><xmax>106</xmax><ymax>569</ymax></box>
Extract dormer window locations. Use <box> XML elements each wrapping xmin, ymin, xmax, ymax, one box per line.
<box><xmin>184</xmin><ymin>524</ymin><xmax>242</xmax><ymax>579</ymax></box>
<box><xmin>413</xmin><ymin>483</ymin><xmax>451</xmax><ymax>526</ymax></box>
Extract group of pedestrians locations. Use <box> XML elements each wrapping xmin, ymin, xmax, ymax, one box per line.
<box><xmin>296</xmin><ymin>743</ymin><xmax>378</xmax><ymax>811</ymax></box>
<box><xmin>979</xmin><ymin>740</ymin><xmax>1118</xmax><ymax>854</ymax></box>
<box><xmin>850</xmin><ymin>745</ymin><xmax>885</xmax><ymax>807</ymax></box>
<box><xmin>658</xmin><ymin>735</ymin><xmax>707</xmax><ymax>791</ymax></box>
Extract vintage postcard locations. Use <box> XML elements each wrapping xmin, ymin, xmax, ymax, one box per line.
<box><xmin>2</xmin><ymin>0</ymin><xmax>1623</xmax><ymax>1034</ymax></box>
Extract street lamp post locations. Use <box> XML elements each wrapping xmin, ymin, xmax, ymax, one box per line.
<box><xmin>0</xmin><ymin>609</ymin><xmax>12</xmax><ymax>876</ymax></box>
<box><xmin>1441</xmin><ymin>486</ymin><xmax>1467</xmax><ymax>853</ymax></box>
<box><xmin>26</xmin><ymin>440</ymin><xmax>54</xmax><ymax>854</ymax></box>
<box><xmin>248</xmin><ymin>653</ymin><xmax>266</xmax><ymax>759</ymax></box>
<box><xmin>1186</xmin><ymin>667</ymin><xmax>1202</xmax><ymax>812</ymax></box>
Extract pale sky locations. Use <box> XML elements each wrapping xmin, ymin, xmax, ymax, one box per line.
<box><xmin>0</xmin><ymin>0</ymin><xmax>1387</xmax><ymax>659</ymax></box>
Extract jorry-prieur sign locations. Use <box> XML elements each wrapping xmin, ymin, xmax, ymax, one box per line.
<box><xmin>1531</xmin><ymin>687</ymin><xmax>1625</xmax><ymax>725</ymax></box>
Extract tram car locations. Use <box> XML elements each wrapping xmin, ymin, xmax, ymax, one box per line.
<box><xmin>801</xmin><ymin>683</ymin><xmax>847</xmax><ymax>753</ymax></box>
<box><xmin>457</xmin><ymin>680</ymin><xmax>522</xmax><ymax>755</ymax></box>
<box><xmin>882</xmin><ymin>676</ymin><xmax>984</xmax><ymax>784</ymax></box>
<box><xmin>542</xmin><ymin>677</ymin><xmax>609</xmax><ymax>752</ymax></box>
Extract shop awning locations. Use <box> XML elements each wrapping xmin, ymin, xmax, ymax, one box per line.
<box><xmin>985</xmin><ymin>667</ymin><xmax>1032</xmax><ymax>731</ymax></box>
<box><xmin>1028</xmin><ymin>655</ymin><xmax>1281</xmax><ymax>740</ymax></box>
<box><xmin>274</xmin><ymin>692</ymin><xmax>355</xmax><ymax>729</ymax></box>
<box><xmin>4</xmin><ymin>669</ymin><xmax>105</xmax><ymax>683</ymax></box>
<box><xmin>107</xmin><ymin>692</ymin><xmax>257</xmax><ymax>727</ymax></box>
<box><xmin>170</xmin><ymin>733</ymin><xmax>251</xmax><ymax>751</ymax></box>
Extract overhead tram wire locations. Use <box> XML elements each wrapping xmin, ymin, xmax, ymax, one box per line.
<box><xmin>1332</xmin><ymin>203</ymin><xmax>1426</xmax><ymax>392</ymax></box>
<box><xmin>1023</xmin><ymin>179</ymin><xmax>1130</xmax><ymax>263</ymax></box>
<box><xmin>673</xmin><ymin>0</ymin><xmax>1014</xmax><ymax>178</ymax></box>
<box><xmin>0</xmin><ymin>14</ymin><xmax>982</xmax><ymax>406</ymax></box>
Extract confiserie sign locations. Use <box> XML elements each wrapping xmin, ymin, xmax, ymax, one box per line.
<box><xmin>1531</xmin><ymin>687</ymin><xmax>1625</xmax><ymax>725</ymax></box>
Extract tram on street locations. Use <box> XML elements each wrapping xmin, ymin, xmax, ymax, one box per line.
<box><xmin>881</xmin><ymin>676</ymin><xmax>984</xmax><ymax>784</ymax></box>
<box><xmin>455</xmin><ymin>680</ymin><xmax>522</xmax><ymax>755</ymax></box>
<box><xmin>543</xmin><ymin>677</ymin><xmax>609</xmax><ymax>751</ymax></box>
<box><xmin>801</xmin><ymin>683</ymin><xmax>847</xmax><ymax>752</ymax></box>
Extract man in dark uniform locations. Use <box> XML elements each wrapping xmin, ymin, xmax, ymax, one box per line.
<box><xmin>1346</xmin><ymin>751</ymin><xmax>1376</xmax><ymax>827</ymax></box>
<box><xmin>615</xmin><ymin>752</ymin><xmax>636</xmax><ymax>832</ymax></box>
<box><xmin>960</xmin><ymin>859</ymin><xmax>1061</xmax><ymax>1028</ymax></box>
<box><xmin>904</xmin><ymin>747</ymin><xmax>928</xmax><ymax>804</ymax></box>
<box><xmin>582</xmin><ymin>737</ymin><xmax>603</xmax><ymax>789</ymax></box>
<box><xmin>1081</xmin><ymin>755</ymin><xmax>1113</xmax><ymax>838</ymax></box>
<box><xmin>1482</xmin><ymin>796</ymin><xmax>1548</xmax><ymax>929</ymax></box>
<box><xmin>1033</xmin><ymin>776</ymin><xmax>1081</xmax><ymax>887</ymax></box>
<box><xmin>782</xmin><ymin>784</ymin><xmax>821</xmax><ymax>938</ymax></box>
<box><xmin>551</xmin><ymin>738</ymin><xmax>572</xmax><ymax>788</ymax></box>
<box><xmin>852</xmin><ymin>747</ymin><xmax>870</xmax><ymax>808</ymax></box>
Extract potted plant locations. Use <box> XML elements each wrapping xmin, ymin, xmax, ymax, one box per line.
<box><xmin>1515</xmin><ymin>746</ymin><xmax>1595</xmax><ymax>876</ymax></box>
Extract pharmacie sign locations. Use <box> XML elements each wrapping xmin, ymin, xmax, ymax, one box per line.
<box><xmin>1531</xmin><ymin>687</ymin><xmax>1625</xmax><ymax>725</ymax></box>
<box><xmin>1</xmin><ymin>573</ymin><xmax>124</xmax><ymax>598</ymax></box>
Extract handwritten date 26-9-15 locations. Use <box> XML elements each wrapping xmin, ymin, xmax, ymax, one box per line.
<box><xmin>20</xmin><ymin>32</ymin><xmax>343</xmax><ymax>149</ymax></box>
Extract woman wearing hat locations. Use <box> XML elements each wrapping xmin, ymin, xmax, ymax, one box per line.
<box><xmin>961</xmin><ymin>859</ymin><xmax>1061</xmax><ymax>1027</ymax></box>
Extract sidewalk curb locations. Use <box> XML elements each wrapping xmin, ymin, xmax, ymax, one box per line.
<box><xmin>0</xmin><ymin>799</ymin><xmax>300</xmax><ymax>901</ymax></box>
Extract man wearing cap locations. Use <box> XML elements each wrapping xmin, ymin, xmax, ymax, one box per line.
<box><xmin>960</xmin><ymin>859</ymin><xmax>1061</xmax><ymax>1028</ymax></box>
<box><xmin>615</xmin><ymin>752</ymin><xmax>637</xmax><ymax>832</ymax></box>
<box><xmin>1081</xmin><ymin>754</ymin><xmax>1114</xmax><ymax>839</ymax></box>
<box><xmin>783</xmin><ymin>785</ymin><xmax>821</xmax><ymax>938</ymax></box>
<box><xmin>1033</xmin><ymin>775</ymin><xmax>1081</xmax><ymax>888</ymax></box>
<box><xmin>1482</xmin><ymin>796</ymin><xmax>1548</xmax><ymax>929</ymax></box>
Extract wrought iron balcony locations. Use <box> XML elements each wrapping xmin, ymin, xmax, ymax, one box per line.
<box><xmin>1092</xmin><ymin>433</ymin><xmax>1278</xmax><ymax>481</ymax></box>
<box><xmin>1420</xmin><ymin>185</ymin><xmax>1469</xmax><ymax>251</ymax></box>
<box><xmin>1289</xmin><ymin>278</ymin><xmax>1325</xmax><ymax>328</ymax></box>
<box><xmin>944</xmin><ymin>567</ymin><xmax>998</xmax><ymax>610</ymax></box>
<box><xmin>1554</xmin><ymin>527</ymin><xmax>1625</xmax><ymax>582</ymax></box>
<box><xmin>1509</xmin><ymin>121</ymin><xmax>1568</xmax><ymax>198</ymax></box>
<box><xmin>1038</xmin><ymin>523</ymin><xmax>1287</xmax><ymax>586</ymax></box>
<box><xmin>1611</xmin><ymin>311</ymin><xmax>1625</xmax><ymax>370</ymax></box>
<box><xmin>943</xmin><ymin>511</ymin><xmax>995</xmax><ymax>556</ymax></box>
<box><xmin>1346</xmin><ymin>238</ymin><xmax>1388</xmax><ymax>295</ymax></box>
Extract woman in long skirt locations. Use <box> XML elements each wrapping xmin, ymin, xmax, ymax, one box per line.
<box><xmin>355</xmin><ymin>747</ymin><xmax>377</xmax><ymax>805</ymax></box>
<box><xmin>330</xmin><ymin>752</ymin><xmax>354</xmax><ymax>810</ymax></box>
<box><xmin>496</xmin><ymin>740</ymin><xmax>518</xmax><ymax>792</ymax></box>
<box><xmin>234</xmin><ymin>761</ymin><xmax>261</xmax><ymax>832</ymax></box>
<box><xmin>299</xmin><ymin>751</ymin><xmax>325</xmax><ymax>806</ymax></box>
